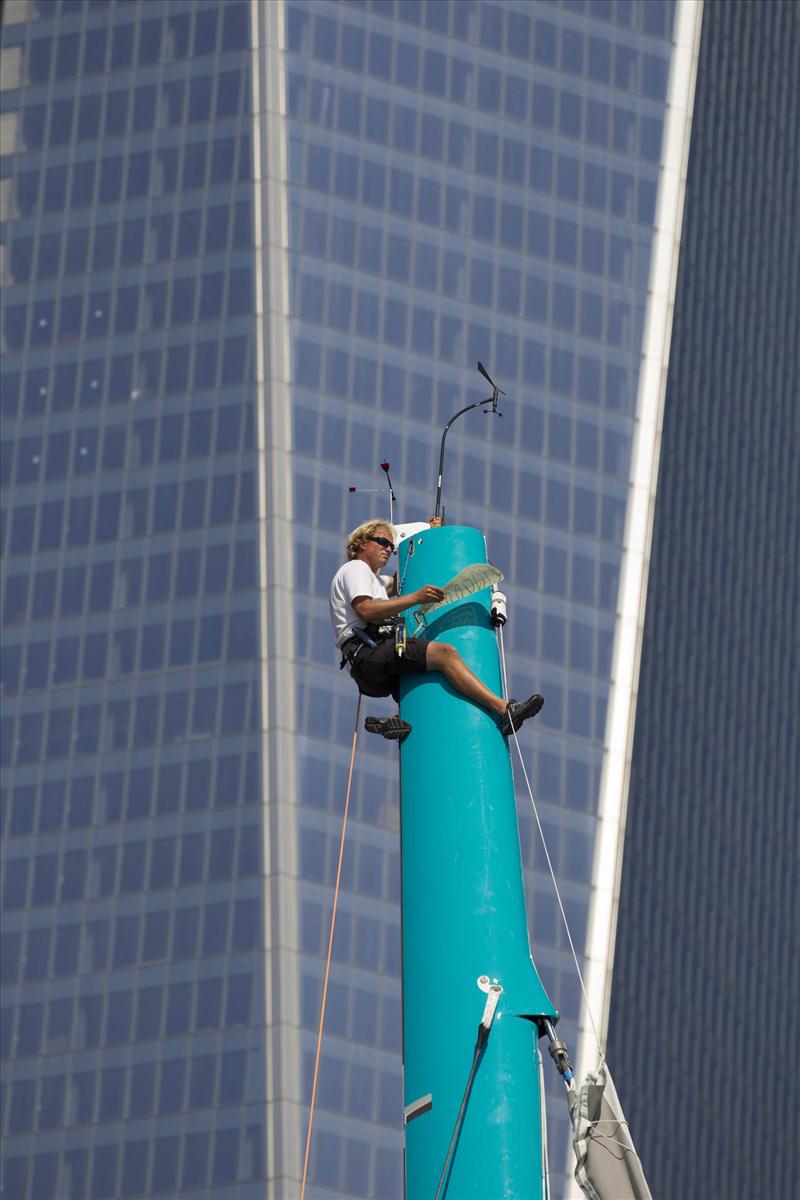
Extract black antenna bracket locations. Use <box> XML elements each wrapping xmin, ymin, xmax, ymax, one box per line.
<box><xmin>433</xmin><ymin>363</ymin><xmax>506</xmax><ymax>520</ymax></box>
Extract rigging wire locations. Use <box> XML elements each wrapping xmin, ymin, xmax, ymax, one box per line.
<box><xmin>300</xmin><ymin>692</ymin><xmax>363</xmax><ymax>1199</ymax></box>
<box><xmin>497</xmin><ymin>625</ymin><xmax>605</xmax><ymax>1064</ymax></box>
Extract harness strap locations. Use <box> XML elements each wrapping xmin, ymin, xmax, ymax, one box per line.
<box><xmin>339</xmin><ymin>640</ymin><xmax>360</xmax><ymax>670</ymax></box>
<box><xmin>339</xmin><ymin>632</ymin><xmax>372</xmax><ymax>670</ymax></box>
<box><xmin>353</xmin><ymin>625</ymin><xmax>379</xmax><ymax>648</ymax></box>
<box><xmin>340</xmin><ymin>622</ymin><xmax>396</xmax><ymax>668</ymax></box>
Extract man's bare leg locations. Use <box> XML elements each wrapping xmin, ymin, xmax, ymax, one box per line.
<box><xmin>425</xmin><ymin>642</ymin><xmax>507</xmax><ymax>715</ymax></box>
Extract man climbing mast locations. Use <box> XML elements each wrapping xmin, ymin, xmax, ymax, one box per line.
<box><xmin>330</xmin><ymin>519</ymin><xmax>544</xmax><ymax>740</ymax></box>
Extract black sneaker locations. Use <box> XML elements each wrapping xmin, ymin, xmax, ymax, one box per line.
<box><xmin>500</xmin><ymin>694</ymin><xmax>544</xmax><ymax>737</ymax></box>
<box><xmin>364</xmin><ymin>715</ymin><xmax>412</xmax><ymax>742</ymax></box>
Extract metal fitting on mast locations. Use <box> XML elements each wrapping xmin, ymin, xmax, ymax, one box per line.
<box><xmin>540</xmin><ymin>1017</ymin><xmax>575</xmax><ymax>1086</ymax></box>
<box><xmin>490</xmin><ymin>590</ymin><xmax>507</xmax><ymax>626</ymax></box>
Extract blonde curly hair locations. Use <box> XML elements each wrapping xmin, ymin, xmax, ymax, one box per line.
<box><xmin>346</xmin><ymin>519</ymin><xmax>396</xmax><ymax>561</ymax></box>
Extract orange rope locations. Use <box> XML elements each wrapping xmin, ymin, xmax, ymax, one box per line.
<box><xmin>300</xmin><ymin>692</ymin><xmax>362</xmax><ymax>1199</ymax></box>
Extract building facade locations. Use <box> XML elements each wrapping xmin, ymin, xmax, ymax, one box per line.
<box><xmin>607</xmin><ymin>3</ymin><xmax>799</xmax><ymax>1198</ymax></box>
<box><xmin>0</xmin><ymin>1</ymin><xmax>721</xmax><ymax>1198</ymax></box>
<box><xmin>1</xmin><ymin>3</ymin><xmax>272</xmax><ymax>1197</ymax></box>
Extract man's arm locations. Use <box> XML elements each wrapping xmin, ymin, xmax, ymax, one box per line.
<box><xmin>351</xmin><ymin>584</ymin><xmax>443</xmax><ymax>624</ymax></box>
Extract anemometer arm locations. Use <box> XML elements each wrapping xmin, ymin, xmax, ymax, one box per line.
<box><xmin>433</xmin><ymin>363</ymin><xmax>504</xmax><ymax>520</ymax></box>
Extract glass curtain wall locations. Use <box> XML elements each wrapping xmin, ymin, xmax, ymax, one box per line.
<box><xmin>1</xmin><ymin>3</ymin><xmax>267</xmax><ymax>1198</ymax></box>
<box><xmin>2</xmin><ymin>1</ymin><xmax>679</xmax><ymax>1198</ymax></box>
<box><xmin>286</xmin><ymin>1</ymin><xmax>675</xmax><ymax>1196</ymax></box>
<box><xmin>608</xmin><ymin>2</ymin><xmax>800</xmax><ymax>1198</ymax></box>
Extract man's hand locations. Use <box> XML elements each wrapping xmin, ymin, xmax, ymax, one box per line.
<box><xmin>351</xmin><ymin>583</ymin><xmax>444</xmax><ymax>624</ymax></box>
<box><xmin>413</xmin><ymin>584</ymin><xmax>445</xmax><ymax>605</ymax></box>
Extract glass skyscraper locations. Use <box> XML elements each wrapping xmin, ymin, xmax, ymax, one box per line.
<box><xmin>2</xmin><ymin>3</ymin><xmax>268</xmax><ymax>1197</ymax></box>
<box><xmin>608</xmin><ymin>3</ymin><xmax>799</xmax><ymax>1198</ymax></box>
<box><xmin>0</xmin><ymin>2</ymin><xmax>714</xmax><ymax>1198</ymax></box>
<box><xmin>281</xmin><ymin>2</ymin><xmax>682</xmax><ymax>1196</ymax></box>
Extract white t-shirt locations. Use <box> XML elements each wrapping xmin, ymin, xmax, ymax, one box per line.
<box><xmin>329</xmin><ymin>559</ymin><xmax>393</xmax><ymax>648</ymax></box>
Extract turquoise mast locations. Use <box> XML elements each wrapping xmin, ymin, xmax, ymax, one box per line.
<box><xmin>398</xmin><ymin>523</ymin><xmax>558</xmax><ymax>1199</ymax></box>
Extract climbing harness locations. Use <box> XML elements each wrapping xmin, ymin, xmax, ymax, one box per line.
<box><xmin>338</xmin><ymin>622</ymin><xmax>396</xmax><ymax>671</ymax></box>
<box><xmin>300</xmin><ymin>692</ymin><xmax>362</xmax><ymax>1200</ymax></box>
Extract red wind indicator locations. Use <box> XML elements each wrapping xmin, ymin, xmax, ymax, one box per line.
<box><xmin>380</xmin><ymin>461</ymin><xmax>390</xmax><ymax>472</ymax></box>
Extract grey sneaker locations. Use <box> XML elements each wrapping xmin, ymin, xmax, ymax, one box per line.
<box><xmin>365</xmin><ymin>715</ymin><xmax>412</xmax><ymax>742</ymax></box>
<box><xmin>500</xmin><ymin>694</ymin><xmax>544</xmax><ymax>737</ymax></box>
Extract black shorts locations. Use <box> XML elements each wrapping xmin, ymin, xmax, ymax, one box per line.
<box><xmin>348</xmin><ymin>634</ymin><xmax>429</xmax><ymax>702</ymax></box>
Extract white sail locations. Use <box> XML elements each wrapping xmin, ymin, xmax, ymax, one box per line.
<box><xmin>568</xmin><ymin>1062</ymin><xmax>652</xmax><ymax>1200</ymax></box>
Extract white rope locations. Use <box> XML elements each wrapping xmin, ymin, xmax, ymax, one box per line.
<box><xmin>498</xmin><ymin>625</ymin><xmax>605</xmax><ymax>1063</ymax></box>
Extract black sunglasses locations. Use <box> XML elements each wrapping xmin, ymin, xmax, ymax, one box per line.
<box><xmin>367</xmin><ymin>536</ymin><xmax>395</xmax><ymax>551</ymax></box>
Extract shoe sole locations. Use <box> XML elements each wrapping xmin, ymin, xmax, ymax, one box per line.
<box><xmin>365</xmin><ymin>716</ymin><xmax>412</xmax><ymax>741</ymax></box>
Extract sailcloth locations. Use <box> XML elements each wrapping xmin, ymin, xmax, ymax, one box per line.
<box><xmin>568</xmin><ymin>1062</ymin><xmax>652</xmax><ymax>1200</ymax></box>
<box><xmin>413</xmin><ymin>563</ymin><xmax>503</xmax><ymax>616</ymax></box>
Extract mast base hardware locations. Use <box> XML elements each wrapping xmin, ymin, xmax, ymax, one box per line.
<box><xmin>500</xmin><ymin>694</ymin><xmax>544</xmax><ymax>736</ymax></box>
<box><xmin>404</xmin><ymin>1093</ymin><xmax>433</xmax><ymax>1124</ymax></box>
<box><xmin>364</xmin><ymin>715</ymin><xmax>412</xmax><ymax>742</ymax></box>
